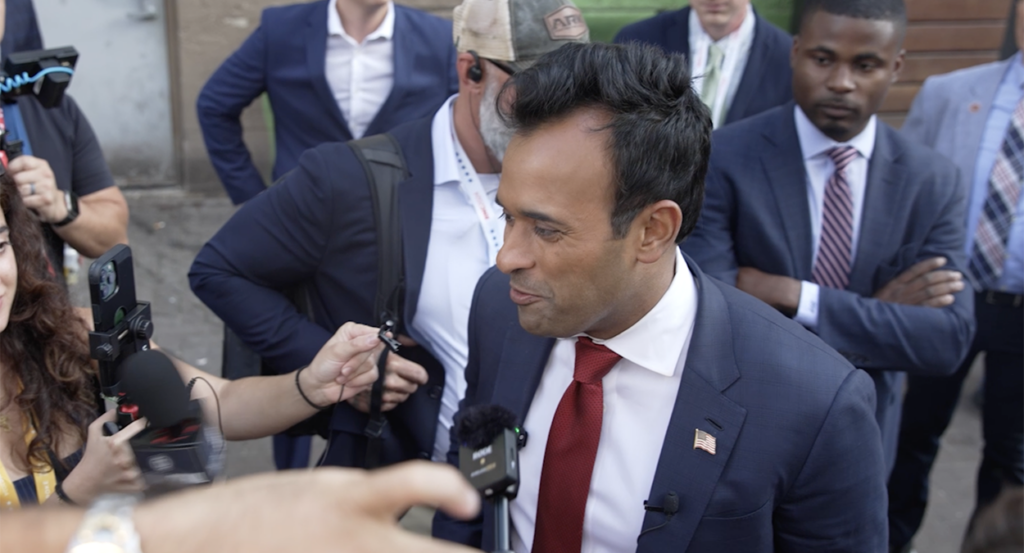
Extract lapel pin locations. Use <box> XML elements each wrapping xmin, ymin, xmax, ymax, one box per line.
<box><xmin>694</xmin><ymin>429</ymin><xmax>717</xmax><ymax>455</ymax></box>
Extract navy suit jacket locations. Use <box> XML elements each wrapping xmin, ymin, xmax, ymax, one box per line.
<box><xmin>613</xmin><ymin>7</ymin><xmax>792</xmax><ymax>126</ymax></box>
<box><xmin>1</xmin><ymin>0</ymin><xmax>44</xmax><ymax>57</ymax></box>
<box><xmin>433</xmin><ymin>260</ymin><xmax>888</xmax><ymax>552</ymax></box>
<box><xmin>681</xmin><ymin>103</ymin><xmax>976</xmax><ymax>472</ymax></box>
<box><xmin>196</xmin><ymin>1</ymin><xmax>458</xmax><ymax>204</ymax></box>
<box><xmin>189</xmin><ymin>117</ymin><xmax>445</xmax><ymax>466</ymax></box>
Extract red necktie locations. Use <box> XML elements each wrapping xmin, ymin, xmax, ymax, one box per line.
<box><xmin>532</xmin><ymin>337</ymin><xmax>621</xmax><ymax>553</ymax></box>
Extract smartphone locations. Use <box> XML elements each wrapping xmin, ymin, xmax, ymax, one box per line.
<box><xmin>88</xmin><ymin>244</ymin><xmax>152</xmax><ymax>398</ymax></box>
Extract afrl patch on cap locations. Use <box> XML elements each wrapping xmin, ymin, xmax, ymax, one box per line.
<box><xmin>545</xmin><ymin>5</ymin><xmax>587</xmax><ymax>40</ymax></box>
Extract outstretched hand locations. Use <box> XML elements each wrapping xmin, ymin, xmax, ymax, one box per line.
<box><xmin>134</xmin><ymin>461</ymin><xmax>482</xmax><ymax>553</ymax></box>
<box><xmin>303</xmin><ymin>322</ymin><xmax>386</xmax><ymax>406</ymax></box>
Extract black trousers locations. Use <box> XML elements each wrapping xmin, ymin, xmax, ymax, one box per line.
<box><xmin>888</xmin><ymin>292</ymin><xmax>1023</xmax><ymax>549</ymax></box>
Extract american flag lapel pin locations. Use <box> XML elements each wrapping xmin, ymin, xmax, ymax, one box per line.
<box><xmin>694</xmin><ymin>429</ymin><xmax>717</xmax><ymax>455</ymax></box>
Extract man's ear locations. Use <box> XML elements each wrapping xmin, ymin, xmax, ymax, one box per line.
<box><xmin>456</xmin><ymin>52</ymin><xmax>485</xmax><ymax>93</ymax></box>
<box><xmin>634</xmin><ymin>200</ymin><xmax>683</xmax><ymax>264</ymax></box>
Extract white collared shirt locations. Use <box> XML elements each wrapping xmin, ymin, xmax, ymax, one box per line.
<box><xmin>413</xmin><ymin>96</ymin><xmax>504</xmax><ymax>462</ymax></box>
<box><xmin>511</xmin><ymin>249</ymin><xmax>698</xmax><ymax>553</ymax></box>
<box><xmin>325</xmin><ymin>0</ymin><xmax>395</xmax><ymax>139</ymax></box>
<box><xmin>688</xmin><ymin>4</ymin><xmax>756</xmax><ymax>127</ymax></box>
<box><xmin>792</xmin><ymin>105</ymin><xmax>877</xmax><ymax>328</ymax></box>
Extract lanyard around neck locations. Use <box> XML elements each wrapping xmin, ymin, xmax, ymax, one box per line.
<box><xmin>449</xmin><ymin>119</ymin><xmax>504</xmax><ymax>265</ymax></box>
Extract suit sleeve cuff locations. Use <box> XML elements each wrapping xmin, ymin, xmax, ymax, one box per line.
<box><xmin>794</xmin><ymin>281</ymin><xmax>820</xmax><ymax>329</ymax></box>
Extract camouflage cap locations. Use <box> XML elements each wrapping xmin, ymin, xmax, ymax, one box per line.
<box><xmin>453</xmin><ymin>0</ymin><xmax>590</xmax><ymax>72</ymax></box>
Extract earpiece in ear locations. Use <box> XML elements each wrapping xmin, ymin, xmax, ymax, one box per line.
<box><xmin>468</xmin><ymin>50</ymin><xmax>483</xmax><ymax>83</ymax></box>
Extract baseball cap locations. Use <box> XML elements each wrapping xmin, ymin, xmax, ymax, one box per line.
<box><xmin>453</xmin><ymin>0</ymin><xmax>590</xmax><ymax>73</ymax></box>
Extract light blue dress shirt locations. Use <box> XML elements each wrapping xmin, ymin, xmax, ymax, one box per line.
<box><xmin>969</xmin><ymin>53</ymin><xmax>1024</xmax><ymax>294</ymax></box>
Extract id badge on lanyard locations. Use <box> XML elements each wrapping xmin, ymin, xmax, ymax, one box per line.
<box><xmin>451</xmin><ymin>132</ymin><xmax>503</xmax><ymax>265</ymax></box>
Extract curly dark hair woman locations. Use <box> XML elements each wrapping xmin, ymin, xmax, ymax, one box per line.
<box><xmin>0</xmin><ymin>169</ymin><xmax>142</xmax><ymax>508</ymax></box>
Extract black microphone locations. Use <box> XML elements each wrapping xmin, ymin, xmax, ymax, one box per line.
<box><xmin>639</xmin><ymin>491</ymin><xmax>679</xmax><ymax>540</ymax></box>
<box><xmin>119</xmin><ymin>350</ymin><xmax>225</xmax><ymax>497</ymax></box>
<box><xmin>455</xmin><ymin>405</ymin><xmax>526</xmax><ymax>553</ymax></box>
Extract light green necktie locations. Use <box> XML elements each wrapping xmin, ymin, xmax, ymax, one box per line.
<box><xmin>700</xmin><ymin>43</ymin><xmax>725</xmax><ymax>123</ymax></box>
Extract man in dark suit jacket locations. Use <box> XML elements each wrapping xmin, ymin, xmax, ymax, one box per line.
<box><xmin>613</xmin><ymin>0</ymin><xmax>792</xmax><ymax>127</ymax></box>
<box><xmin>433</xmin><ymin>41</ymin><xmax>886</xmax><ymax>553</ymax></box>
<box><xmin>189</xmin><ymin>0</ymin><xmax>589</xmax><ymax>469</ymax></box>
<box><xmin>682</xmin><ymin>0</ymin><xmax>975</xmax><ymax>474</ymax></box>
<box><xmin>196</xmin><ymin>0</ymin><xmax>459</xmax><ymax>205</ymax></box>
<box><xmin>1</xmin><ymin>0</ymin><xmax>44</xmax><ymax>58</ymax></box>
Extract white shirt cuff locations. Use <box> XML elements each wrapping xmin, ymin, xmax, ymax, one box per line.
<box><xmin>794</xmin><ymin>281</ymin><xmax>820</xmax><ymax>329</ymax></box>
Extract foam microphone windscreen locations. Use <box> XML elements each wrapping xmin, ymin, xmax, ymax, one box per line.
<box><xmin>120</xmin><ymin>350</ymin><xmax>190</xmax><ymax>428</ymax></box>
<box><xmin>455</xmin><ymin>404</ymin><xmax>518</xmax><ymax>450</ymax></box>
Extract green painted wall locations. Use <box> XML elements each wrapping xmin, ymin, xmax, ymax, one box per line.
<box><xmin>575</xmin><ymin>0</ymin><xmax>796</xmax><ymax>43</ymax></box>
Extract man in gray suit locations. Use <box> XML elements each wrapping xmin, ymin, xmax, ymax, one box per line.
<box><xmin>888</xmin><ymin>2</ymin><xmax>1024</xmax><ymax>551</ymax></box>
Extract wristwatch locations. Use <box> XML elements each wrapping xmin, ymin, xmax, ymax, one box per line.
<box><xmin>65</xmin><ymin>494</ymin><xmax>143</xmax><ymax>553</ymax></box>
<box><xmin>53</xmin><ymin>191</ymin><xmax>80</xmax><ymax>227</ymax></box>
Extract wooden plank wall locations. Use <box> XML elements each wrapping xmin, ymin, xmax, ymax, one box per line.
<box><xmin>881</xmin><ymin>0</ymin><xmax>1012</xmax><ymax>128</ymax></box>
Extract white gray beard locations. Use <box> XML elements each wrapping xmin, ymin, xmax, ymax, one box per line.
<box><xmin>478</xmin><ymin>77</ymin><xmax>514</xmax><ymax>164</ymax></box>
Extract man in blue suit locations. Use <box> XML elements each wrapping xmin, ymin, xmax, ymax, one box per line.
<box><xmin>196</xmin><ymin>0</ymin><xmax>459</xmax><ymax>205</ymax></box>
<box><xmin>613</xmin><ymin>0</ymin><xmax>792</xmax><ymax>127</ymax></box>
<box><xmin>888</xmin><ymin>3</ymin><xmax>1024</xmax><ymax>550</ymax></box>
<box><xmin>682</xmin><ymin>0</ymin><xmax>975</xmax><ymax>474</ymax></box>
<box><xmin>190</xmin><ymin>0</ymin><xmax>588</xmax><ymax>470</ymax></box>
<box><xmin>433</xmin><ymin>42</ymin><xmax>887</xmax><ymax>553</ymax></box>
<box><xmin>1</xmin><ymin>0</ymin><xmax>44</xmax><ymax>57</ymax></box>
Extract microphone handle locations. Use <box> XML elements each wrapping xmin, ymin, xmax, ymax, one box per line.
<box><xmin>493</xmin><ymin>495</ymin><xmax>513</xmax><ymax>553</ymax></box>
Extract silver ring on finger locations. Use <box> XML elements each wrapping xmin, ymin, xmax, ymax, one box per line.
<box><xmin>29</xmin><ymin>183</ymin><xmax>36</xmax><ymax>196</ymax></box>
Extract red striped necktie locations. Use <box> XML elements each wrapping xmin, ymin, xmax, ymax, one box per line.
<box><xmin>812</xmin><ymin>146</ymin><xmax>859</xmax><ymax>289</ymax></box>
<box><xmin>532</xmin><ymin>337</ymin><xmax>621</xmax><ymax>553</ymax></box>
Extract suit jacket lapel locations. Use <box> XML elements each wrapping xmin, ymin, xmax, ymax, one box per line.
<box><xmin>954</xmin><ymin>60</ymin><xmax>1008</xmax><ymax>187</ymax></box>
<box><xmin>638</xmin><ymin>262</ymin><xmax>747</xmax><ymax>552</ymax></box>
<box><xmin>762</xmin><ymin>104</ymin><xmax>815</xmax><ymax>279</ymax></box>
<box><xmin>666</xmin><ymin>7</ymin><xmax>691</xmax><ymax>58</ymax></box>
<box><xmin>307</xmin><ymin>3</ymin><xmax>352</xmax><ymax>137</ymax></box>
<box><xmin>399</xmin><ymin>119</ymin><xmax>436</xmax><ymax>338</ymax></box>
<box><xmin>492</xmin><ymin>326</ymin><xmax>556</xmax><ymax>423</ymax></box>
<box><xmin>365</xmin><ymin>7</ymin><xmax>410</xmax><ymax>136</ymax></box>
<box><xmin>725</xmin><ymin>12</ymin><xmax>769</xmax><ymax>125</ymax></box>
<box><xmin>848</xmin><ymin>125</ymin><xmax>907</xmax><ymax>291</ymax></box>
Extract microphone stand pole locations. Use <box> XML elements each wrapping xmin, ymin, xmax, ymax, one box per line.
<box><xmin>492</xmin><ymin>494</ymin><xmax>512</xmax><ymax>553</ymax></box>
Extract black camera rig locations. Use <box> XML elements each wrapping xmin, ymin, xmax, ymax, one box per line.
<box><xmin>1</xmin><ymin>46</ymin><xmax>78</xmax><ymax>108</ymax></box>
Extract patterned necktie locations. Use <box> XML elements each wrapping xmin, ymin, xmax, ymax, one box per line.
<box><xmin>532</xmin><ymin>337</ymin><xmax>621</xmax><ymax>553</ymax></box>
<box><xmin>968</xmin><ymin>97</ymin><xmax>1024</xmax><ymax>291</ymax></box>
<box><xmin>700</xmin><ymin>43</ymin><xmax>724</xmax><ymax>109</ymax></box>
<box><xmin>811</xmin><ymin>146</ymin><xmax>859</xmax><ymax>290</ymax></box>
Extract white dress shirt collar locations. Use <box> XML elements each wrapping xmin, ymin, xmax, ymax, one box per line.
<box><xmin>431</xmin><ymin>95</ymin><xmax>463</xmax><ymax>186</ymax></box>
<box><xmin>327</xmin><ymin>0</ymin><xmax>395</xmax><ymax>44</ymax></box>
<box><xmin>584</xmin><ymin>248</ymin><xmax>696</xmax><ymax>378</ymax></box>
<box><xmin>794</xmin><ymin>105</ymin><xmax>877</xmax><ymax>162</ymax></box>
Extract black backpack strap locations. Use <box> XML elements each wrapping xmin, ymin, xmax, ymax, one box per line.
<box><xmin>348</xmin><ymin>133</ymin><xmax>409</xmax><ymax>469</ymax></box>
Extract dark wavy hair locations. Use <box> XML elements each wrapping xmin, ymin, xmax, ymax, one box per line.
<box><xmin>0</xmin><ymin>170</ymin><xmax>96</xmax><ymax>471</ymax></box>
<box><xmin>499</xmin><ymin>42</ymin><xmax>712</xmax><ymax>243</ymax></box>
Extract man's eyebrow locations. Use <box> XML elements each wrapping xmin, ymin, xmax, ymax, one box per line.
<box><xmin>808</xmin><ymin>46</ymin><xmax>836</xmax><ymax>56</ymax></box>
<box><xmin>520</xmin><ymin>209</ymin><xmax>566</xmax><ymax>226</ymax></box>
<box><xmin>852</xmin><ymin>52</ymin><xmax>885</xmax><ymax>64</ymax></box>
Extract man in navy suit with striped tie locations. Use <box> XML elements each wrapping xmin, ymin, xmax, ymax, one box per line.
<box><xmin>683</xmin><ymin>0</ymin><xmax>975</xmax><ymax>474</ymax></box>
